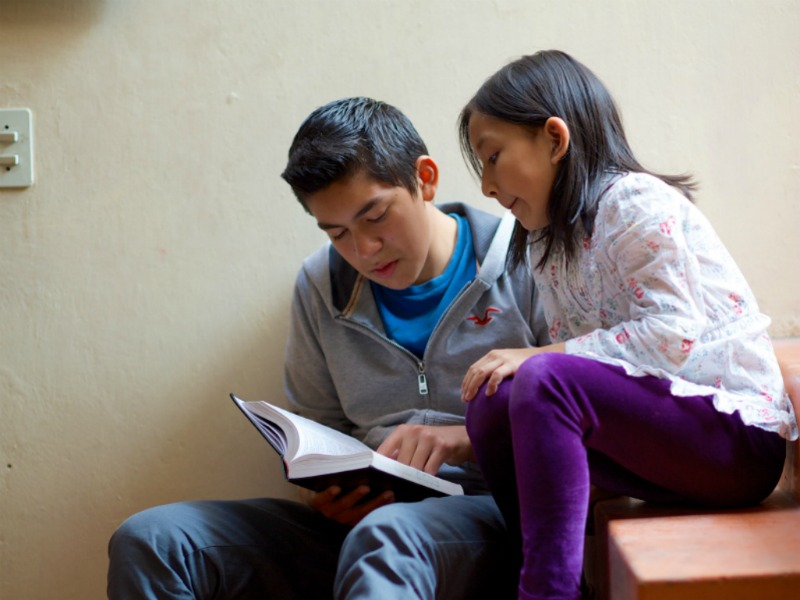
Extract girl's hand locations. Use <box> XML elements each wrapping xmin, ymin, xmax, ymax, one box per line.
<box><xmin>461</xmin><ymin>343</ymin><xmax>565</xmax><ymax>402</ymax></box>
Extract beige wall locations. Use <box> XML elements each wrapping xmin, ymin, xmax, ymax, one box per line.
<box><xmin>1</xmin><ymin>1</ymin><xmax>798</xmax><ymax>597</ymax></box>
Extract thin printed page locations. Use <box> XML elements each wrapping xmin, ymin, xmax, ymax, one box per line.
<box><xmin>232</xmin><ymin>394</ymin><xmax>290</xmax><ymax>456</ymax></box>
<box><xmin>246</xmin><ymin>414</ymin><xmax>288</xmax><ymax>454</ymax></box>
<box><xmin>370</xmin><ymin>453</ymin><xmax>464</xmax><ymax>495</ymax></box>
<box><xmin>243</xmin><ymin>400</ymin><xmax>371</xmax><ymax>459</ymax></box>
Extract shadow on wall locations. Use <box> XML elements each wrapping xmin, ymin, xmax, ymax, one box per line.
<box><xmin>1</xmin><ymin>0</ymin><xmax>108</xmax><ymax>26</ymax></box>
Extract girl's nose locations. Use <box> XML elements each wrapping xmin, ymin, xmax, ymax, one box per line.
<box><xmin>481</xmin><ymin>173</ymin><xmax>498</xmax><ymax>198</ymax></box>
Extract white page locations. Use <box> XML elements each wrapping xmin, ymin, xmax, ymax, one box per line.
<box><xmin>245</xmin><ymin>401</ymin><xmax>370</xmax><ymax>459</ymax></box>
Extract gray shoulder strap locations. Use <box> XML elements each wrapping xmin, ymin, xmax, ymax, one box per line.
<box><xmin>477</xmin><ymin>211</ymin><xmax>516</xmax><ymax>283</ymax></box>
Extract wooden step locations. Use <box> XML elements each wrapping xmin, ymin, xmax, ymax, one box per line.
<box><xmin>608</xmin><ymin>506</ymin><xmax>800</xmax><ymax>599</ymax></box>
<box><xmin>590</xmin><ymin>492</ymin><xmax>799</xmax><ymax>599</ymax></box>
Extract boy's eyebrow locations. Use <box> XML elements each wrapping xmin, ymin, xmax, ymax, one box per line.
<box><xmin>316</xmin><ymin>197</ymin><xmax>383</xmax><ymax>230</ymax></box>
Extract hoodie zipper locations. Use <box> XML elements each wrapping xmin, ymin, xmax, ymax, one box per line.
<box><xmin>336</xmin><ymin>317</ymin><xmax>430</xmax><ymax>397</ymax></box>
<box><xmin>337</xmin><ymin>271</ymin><xmax>488</xmax><ymax>400</ymax></box>
<box><xmin>417</xmin><ymin>362</ymin><xmax>428</xmax><ymax>395</ymax></box>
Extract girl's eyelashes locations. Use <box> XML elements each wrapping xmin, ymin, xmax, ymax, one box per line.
<box><xmin>331</xmin><ymin>230</ymin><xmax>348</xmax><ymax>241</ymax></box>
<box><xmin>478</xmin><ymin>150</ymin><xmax>499</xmax><ymax>170</ymax></box>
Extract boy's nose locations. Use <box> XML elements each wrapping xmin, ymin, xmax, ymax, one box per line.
<box><xmin>353</xmin><ymin>233</ymin><xmax>381</xmax><ymax>258</ymax></box>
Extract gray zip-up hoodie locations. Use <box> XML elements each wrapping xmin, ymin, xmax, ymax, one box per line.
<box><xmin>284</xmin><ymin>202</ymin><xmax>548</xmax><ymax>490</ymax></box>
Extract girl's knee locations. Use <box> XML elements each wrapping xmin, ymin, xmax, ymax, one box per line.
<box><xmin>515</xmin><ymin>352</ymin><xmax>577</xmax><ymax>385</ymax></box>
<box><xmin>509</xmin><ymin>353</ymin><xmax>587</xmax><ymax>420</ymax></box>
<box><xmin>465</xmin><ymin>379</ymin><xmax>512</xmax><ymax>444</ymax></box>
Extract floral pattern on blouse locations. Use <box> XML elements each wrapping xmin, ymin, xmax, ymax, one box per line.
<box><xmin>530</xmin><ymin>172</ymin><xmax>797</xmax><ymax>440</ymax></box>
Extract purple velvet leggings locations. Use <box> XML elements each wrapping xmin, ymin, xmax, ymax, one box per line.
<box><xmin>465</xmin><ymin>353</ymin><xmax>785</xmax><ymax>600</ymax></box>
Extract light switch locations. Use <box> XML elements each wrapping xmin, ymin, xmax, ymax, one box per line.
<box><xmin>0</xmin><ymin>108</ymin><xmax>34</xmax><ymax>188</ymax></box>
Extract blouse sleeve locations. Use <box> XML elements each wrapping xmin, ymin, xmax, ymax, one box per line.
<box><xmin>566</xmin><ymin>177</ymin><xmax>708</xmax><ymax>370</ymax></box>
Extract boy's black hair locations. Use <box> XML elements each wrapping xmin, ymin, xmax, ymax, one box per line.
<box><xmin>282</xmin><ymin>97</ymin><xmax>428</xmax><ymax>210</ymax></box>
<box><xmin>458</xmin><ymin>50</ymin><xmax>696</xmax><ymax>269</ymax></box>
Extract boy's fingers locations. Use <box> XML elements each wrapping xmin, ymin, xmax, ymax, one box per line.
<box><xmin>337</xmin><ymin>490</ymin><xmax>395</xmax><ymax>526</ymax></box>
<box><xmin>376</xmin><ymin>435</ymin><xmax>398</xmax><ymax>458</ymax></box>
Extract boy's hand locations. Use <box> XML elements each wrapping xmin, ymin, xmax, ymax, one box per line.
<box><xmin>300</xmin><ymin>485</ymin><xmax>394</xmax><ymax>527</ymax></box>
<box><xmin>376</xmin><ymin>424</ymin><xmax>475</xmax><ymax>475</ymax></box>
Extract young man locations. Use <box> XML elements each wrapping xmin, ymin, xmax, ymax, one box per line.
<box><xmin>108</xmin><ymin>97</ymin><xmax>547</xmax><ymax>599</ymax></box>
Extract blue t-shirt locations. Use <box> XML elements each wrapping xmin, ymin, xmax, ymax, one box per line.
<box><xmin>371</xmin><ymin>214</ymin><xmax>476</xmax><ymax>358</ymax></box>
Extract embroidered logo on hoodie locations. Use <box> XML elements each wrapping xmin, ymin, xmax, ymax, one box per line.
<box><xmin>467</xmin><ymin>307</ymin><xmax>501</xmax><ymax>326</ymax></box>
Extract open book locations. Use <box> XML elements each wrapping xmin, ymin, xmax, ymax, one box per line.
<box><xmin>231</xmin><ymin>394</ymin><xmax>464</xmax><ymax>502</ymax></box>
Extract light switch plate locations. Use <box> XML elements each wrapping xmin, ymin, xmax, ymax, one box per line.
<box><xmin>0</xmin><ymin>108</ymin><xmax>34</xmax><ymax>188</ymax></box>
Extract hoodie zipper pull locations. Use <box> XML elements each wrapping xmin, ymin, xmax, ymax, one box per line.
<box><xmin>417</xmin><ymin>362</ymin><xmax>429</xmax><ymax>396</ymax></box>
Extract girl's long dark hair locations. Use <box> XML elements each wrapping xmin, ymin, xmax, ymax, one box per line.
<box><xmin>458</xmin><ymin>50</ymin><xmax>696</xmax><ymax>270</ymax></box>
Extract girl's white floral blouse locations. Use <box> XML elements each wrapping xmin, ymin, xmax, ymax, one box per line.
<box><xmin>530</xmin><ymin>172</ymin><xmax>797</xmax><ymax>441</ymax></box>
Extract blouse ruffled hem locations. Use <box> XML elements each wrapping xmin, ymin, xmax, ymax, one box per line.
<box><xmin>570</xmin><ymin>351</ymin><xmax>798</xmax><ymax>441</ymax></box>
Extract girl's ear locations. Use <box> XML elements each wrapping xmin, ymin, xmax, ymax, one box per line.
<box><xmin>415</xmin><ymin>155</ymin><xmax>439</xmax><ymax>201</ymax></box>
<box><xmin>544</xmin><ymin>117</ymin><xmax>570</xmax><ymax>164</ymax></box>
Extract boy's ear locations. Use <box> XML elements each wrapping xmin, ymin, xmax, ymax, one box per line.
<box><xmin>544</xmin><ymin>117</ymin><xmax>570</xmax><ymax>164</ymax></box>
<box><xmin>415</xmin><ymin>155</ymin><xmax>439</xmax><ymax>201</ymax></box>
